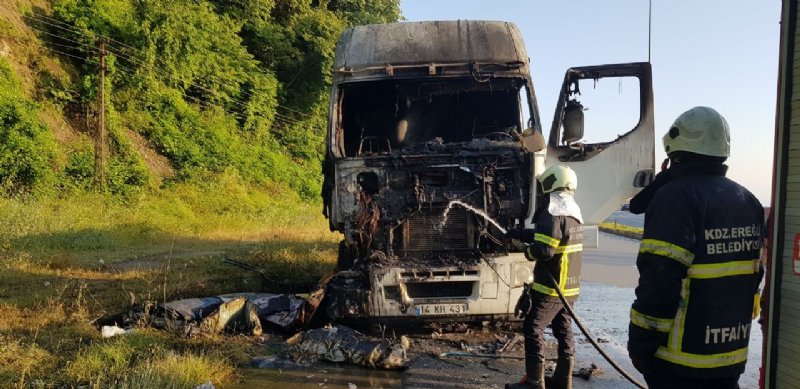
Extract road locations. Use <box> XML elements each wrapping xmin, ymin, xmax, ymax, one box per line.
<box><xmin>581</xmin><ymin>232</ymin><xmax>641</xmax><ymax>288</ymax></box>
<box><xmin>237</xmin><ymin>232</ymin><xmax>762</xmax><ymax>388</ymax></box>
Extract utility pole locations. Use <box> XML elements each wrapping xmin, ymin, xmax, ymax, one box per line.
<box><xmin>95</xmin><ymin>38</ymin><xmax>107</xmax><ymax>191</ymax></box>
<box><xmin>648</xmin><ymin>0</ymin><xmax>653</xmax><ymax>63</ymax></box>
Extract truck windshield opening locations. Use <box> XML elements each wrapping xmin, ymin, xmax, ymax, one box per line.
<box><xmin>338</xmin><ymin>78</ymin><xmax>523</xmax><ymax>157</ymax></box>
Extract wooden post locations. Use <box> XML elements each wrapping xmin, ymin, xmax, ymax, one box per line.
<box><xmin>95</xmin><ymin>38</ymin><xmax>107</xmax><ymax>191</ymax></box>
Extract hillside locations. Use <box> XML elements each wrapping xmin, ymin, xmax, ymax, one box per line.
<box><xmin>0</xmin><ymin>0</ymin><xmax>401</xmax><ymax>198</ymax></box>
<box><xmin>0</xmin><ymin>1</ymin><xmax>401</xmax><ymax>387</ymax></box>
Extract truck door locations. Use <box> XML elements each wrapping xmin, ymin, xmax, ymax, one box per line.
<box><xmin>546</xmin><ymin>62</ymin><xmax>655</xmax><ymax>225</ymax></box>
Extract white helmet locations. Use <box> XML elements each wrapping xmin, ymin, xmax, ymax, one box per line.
<box><xmin>663</xmin><ymin>106</ymin><xmax>730</xmax><ymax>158</ymax></box>
<box><xmin>538</xmin><ymin>165</ymin><xmax>578</xmax><ymax>194</ymax></box>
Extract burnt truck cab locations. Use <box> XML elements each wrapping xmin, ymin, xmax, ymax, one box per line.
<box><xmin>321</xmin><ymin>21</ymin><xmax>654</xmax><ymax>321</ymax></box>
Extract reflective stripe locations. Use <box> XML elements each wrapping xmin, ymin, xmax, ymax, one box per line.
<box><xmin>668</xmin><ymin>278</ymin><xmax>691</xmax><ymax>350</ymax></box>
<box><xmin>534</xmin><ymin>233</ymin><xmax>560</xmax><ymax>248</ymax></box>
<box><xmin>655</xmin><ymin>346</ymin><xmax>749</xmax><ymax>368</ymax></box>
<box><xmin>639</xmin><ymin>239</ymin><xmax>695</xmax><ymax>266</ymax></box>
<box><xmin>630</xmin><ymin>308</ymin><xmax>673</xmax><ymax>332</ymax></box>
<box><xmin>687</xmin><ymin>260</ymin><xmax>757</xmax><ymax>279</ymax></box>
<box><xmin>555</xmin><ymin>244</ymin><xmax>583</xmax><ymax>254</ymax></box>
<box><xmin>753</xmin><ymin>292</ymin><xmax>761</xmax><ymax>319</ymax></box>
<box><xmin>532</xmin><ymin>282</ymin><xmax>580</xmax><ymax>297</ymax></box>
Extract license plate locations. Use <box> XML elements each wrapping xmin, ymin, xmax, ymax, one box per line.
<box><xmin>414</xmin><ymin>303</ymin><xmax>469</xmax><ymax>316</ymax></box>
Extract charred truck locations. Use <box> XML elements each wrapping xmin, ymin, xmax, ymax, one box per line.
<box><xmin>321</xmin><ymin>21</ymin><xmax>655</xmax><ymax>321</ymax></box>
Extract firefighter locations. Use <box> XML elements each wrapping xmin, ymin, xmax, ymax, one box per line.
<box><xmin>505</xmin><ymin>165</ymin><xmax>584</xmax><ymax>389</ymax></box>
<box><xmin>628</xmin><ymin>106</ymin><xmax>764</xmax><ymax>389</ymax></box>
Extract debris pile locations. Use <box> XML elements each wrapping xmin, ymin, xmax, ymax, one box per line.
<box><xmin>95</xmin><ymin>289</ymin><xmax>324</xmax><ymax>336</ymax></box>
<box><xmin>285</xmin><ymin>325</ymin><xmax>410</xmax><ymax>370</ymax></box>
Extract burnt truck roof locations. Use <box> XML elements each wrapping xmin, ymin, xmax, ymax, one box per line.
<box><xmin>333</xmin><ymin>20</ymin><xmax>530</xmax><ymax>82</ymax></box>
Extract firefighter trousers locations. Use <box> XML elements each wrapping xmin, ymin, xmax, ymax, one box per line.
<box><xmin>639</xmin><ymin>366</ymin><xmax>740</xmax><ymax>389</ymax></box>
<box><xmin>523</xmin><ymin>295</ymin><xmax>575</xmax><ymax>361</ymax></box>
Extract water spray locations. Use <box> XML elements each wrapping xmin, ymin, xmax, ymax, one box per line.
<box><xmin>439</xmin><ymin>200</ymin><xmax>508</xmax><ymax>234</ymax></box>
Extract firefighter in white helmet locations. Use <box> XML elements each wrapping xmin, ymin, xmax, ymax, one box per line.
<box><xmin>505</xmin><ymin>165</ymin><xmax>584</xmax><ymax>389</ymax></box>
<box><xmin>628</xmin><ymin>107</ymin><xmax>764</xmax><ymax>388</ymax></box>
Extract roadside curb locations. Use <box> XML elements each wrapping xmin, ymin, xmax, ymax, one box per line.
<box><xmin>598</xmin><ymin>226</ymin><xmax>642</xmax><ymax>241</ymax></box>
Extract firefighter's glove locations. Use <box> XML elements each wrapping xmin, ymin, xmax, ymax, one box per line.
<box><xmin>515</xmin><ymin>284</ymin><xmax>533</xmax><ymax>318</ymax></box>
<box><xmin>506</xmin><ymin>228</ymin><xmax>536</xmax><ymax>244</ymax></box>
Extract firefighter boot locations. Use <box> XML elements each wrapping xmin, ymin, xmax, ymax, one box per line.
<box><xmin>505</xmin><ymin>357</ymin><xmax>545</xmax><ymax>389</ymax></box>
<box><xmin>552</xmin><ymin>356</ymin><xmax>573</xmax><ymax>389</ymax></box>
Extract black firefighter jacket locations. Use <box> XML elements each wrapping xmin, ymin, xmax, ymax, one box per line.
<box><xmin>628</xmin><ymin>165</ymin><xmax>764</xmax><ymax>379</ymax></box>
<box><xmin>524</xmin><ymin>208</ymin><xmax>584</xmax><ymax>302</ymax></box>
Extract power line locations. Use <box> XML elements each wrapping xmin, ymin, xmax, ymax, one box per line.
<box><xmin>111</xmin><ymin>65</ymin><xmax>299</xmax><ymax>128</ymax></box>
<box><xmin>40</xmin><ymin>39</ymin><xmax>97</xmax><ymax>54</ymax></box>
<box><xmin>89</xmin><ymin>38</ymin><xmax>305</xmax><ymax>125</ymax></box>
<box><xmin>0</xmin><ymin>1</ymin><xmax>139</xmax><ymax>54</ymax></box>
<box><xmin>1</xmin><ymin>3</ymin><xmax>91</xmax><ymax>40</ymax></box>
<box><xmin>20</xmin><ymin>21</ymin><xmax>97</xmax><ymax>52</ymax></box>
<box><xmin>13</xmin><ymin>3</ymin><xmax>310</xmax><ymax>120</ymax></box>
<box><xmin>40</xmin><ymin>45</ymin><xmax>92</xmax><ymax>63</ymax></box>
<box><xmin>5</xmin><ymin>10</ymin><xmax>139</xmax><ymax>66</ymax></box>
<box><xmin>35</xmin><ymin>25</ymin><xmax>304</xmax><ymax>127</ymax></box>
<box><xmin>1</xmin><ymin>0</ymin><xmax>308</xmax><ymax>126</ymax></box>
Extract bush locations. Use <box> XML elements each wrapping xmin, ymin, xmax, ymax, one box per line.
<box><xmin>3</xmin><ymin>0</ymin><xmax>403</xmax><ymax>199</ymax></box>
<box><xmin>0</xmin><ymin>58</ymin><xmax>57</xmax><ymax>195</ymax></box>
<box><xmin>63</xmin><ymin>145</ymin><xmax>95</xmax><ymax>190</ymax></box>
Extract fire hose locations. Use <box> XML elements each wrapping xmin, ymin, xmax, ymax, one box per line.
<box><xmin>542</xmin><ymin>269</ymin><xmax>648</xmax><ymax>389</ymax></box>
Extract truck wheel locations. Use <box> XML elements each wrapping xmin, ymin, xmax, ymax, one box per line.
<box><xmin>337</xmin><ymin>240</ymin><xmax>356</xmax><ymax>270</ymax></box>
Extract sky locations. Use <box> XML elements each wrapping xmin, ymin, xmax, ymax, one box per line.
<box><xmin>400</xmin><ymin>0</ymin><xmax>780</xmax><ymax>204</ymax></box>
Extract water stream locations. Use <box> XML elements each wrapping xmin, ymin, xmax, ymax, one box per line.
<box><xmin>438</xmin><ymin>200</ymin><xmax>507</xmax><ymax>234</ymax></box>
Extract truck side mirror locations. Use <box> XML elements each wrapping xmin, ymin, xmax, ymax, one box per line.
<box><xmin>633</xmin><ymin>169</ymin><xmax>655</xmax><ymax>187</ymax></box>
<box><xmin>562</xmin><ymin>99</ymin><xmax>584</xmax><ymax>144</ymax></box>
<box><xmin>521</xmin><ymin>128</ymin><xmax>545</xmax><ymax>152</ymax></box>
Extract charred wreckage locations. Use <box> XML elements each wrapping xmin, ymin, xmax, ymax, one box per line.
<box><xmin>320</xmin><ymin>21</ymin><xmax>655</xmax><ymax>322</ymax></box>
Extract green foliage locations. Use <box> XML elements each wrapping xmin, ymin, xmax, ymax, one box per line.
<box><xmin>106</xmin><ymin>107</ymin><xmax>151</xmax><ymax>196</ymax></box>
<box><xmin>327</xmin><ymin>0</ymin><xmax>403</xmax><ymax>26</ymax></box>
<box><xmin>15</xmin><ymin>0</ymin><xmax>402</xmax><ymax>199</ymax></box>
<box><xmin>63</xmin><ymin>145</ymin><xmax>95</xmax><ymax>190</ymax></box>
<box><xmin>0</xmin><ymin>58</ymin><xmax>57</xmax><ymax>195</ymax></box>
<box><xmin>37</xmin><ymin>69</ymin><xmax>77</xmax><ymax>107</ymax></box>
<box><xmin>107</xmin><ymin>154</ymin><xmax>149</xmax><ymax>196</ymax></box>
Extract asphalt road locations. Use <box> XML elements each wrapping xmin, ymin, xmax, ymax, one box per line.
<box><xmin>581</xmin><ymin>232</ymin><xmax>641</xmax><ymax>288</ymax></box>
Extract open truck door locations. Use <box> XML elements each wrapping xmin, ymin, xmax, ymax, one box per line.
<box><xmin>546</xmin><ymin>62</ymin><xmax>655</xmax><ymax>226</ymax></box>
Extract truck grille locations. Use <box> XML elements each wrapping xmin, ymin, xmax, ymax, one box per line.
<box><xmin>405</xmin><ymin>281</ymin><xmax>475</xmax><ymax>298</ymax></box>
<box><xmin>396</xmin><ymin>207</ymin><xmax>473</xmax><ymax>254</ymax></box>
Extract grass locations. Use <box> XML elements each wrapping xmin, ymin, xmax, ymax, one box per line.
<box><xmin>65</xmin><ymin>333</ymin><xmax>236</xmax><ymax>388</ymax></box>
<box><xmin>0</xmin><ymin>172</ymin><xmax>339</xmax><ymax>388</ymax></box>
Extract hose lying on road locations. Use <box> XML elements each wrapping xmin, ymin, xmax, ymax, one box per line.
<box><xmin>543</xmin><ymin>269</ymin><xmax>648</xmax><ymax>389</ymax></box>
